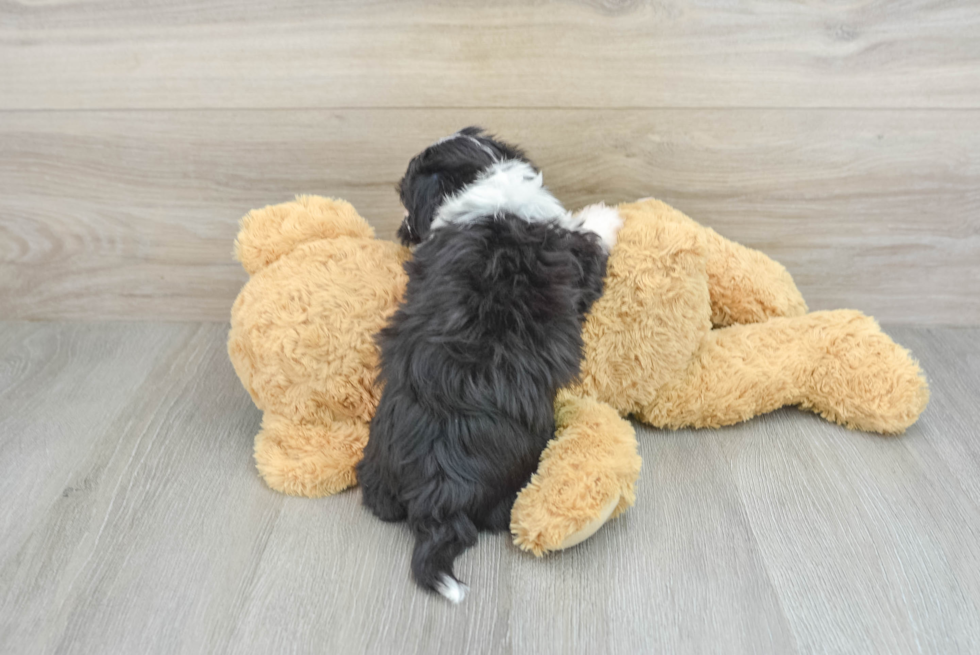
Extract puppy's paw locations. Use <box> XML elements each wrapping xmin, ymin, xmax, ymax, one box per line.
<box><xmin>576</xmin><ymin>203</ymin><xmax>623</xmax><ymax>252</ymax></box>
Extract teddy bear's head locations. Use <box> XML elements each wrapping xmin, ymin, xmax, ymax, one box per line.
<box><xmin>228</xmin><ymin>196</ymin><xmax>410</xmax><ymax>428</ymax></box>
<box><xmin>234</xmin><ymin>196</ymin><xmax>382</xmax><ymax>275</ymax></box>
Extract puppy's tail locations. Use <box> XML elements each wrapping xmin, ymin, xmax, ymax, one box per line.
<box><xmin>411</xmin><ymin>513</ymin><xmax>478</xmax><ymax>604</ymax></box>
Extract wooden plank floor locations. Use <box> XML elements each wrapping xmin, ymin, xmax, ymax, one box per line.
<box><xmin>1</xmin><ymin>321</ymin><xmax>978</xmax><ymax>654</ymax></box>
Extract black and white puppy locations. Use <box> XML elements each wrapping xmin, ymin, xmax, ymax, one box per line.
<box><xmin>356</xmin><ymin>127</ymin><xmax>622</xmax><ymax>603</ymax></box>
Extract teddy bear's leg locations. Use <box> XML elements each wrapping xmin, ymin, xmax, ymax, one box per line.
<box><xmin>511</xmin><ymin>391</ymin><xmax>642</xmax><ymax>556</ymax></box>
<box><xmin>794</xmin><ymin>311</ymin><xmax>929</xmax><ymax>433</ymax></box>
<box><xmin>637</xmin><ymin>310</ymin><xmax>929</xmax><ymax>434</ymax></box>
<box><xmin>700</xmin><ymin>226</ymin><xmax>809</xmax><ymax>327</ymax></box>
<box><xmin>252</xmin><ymin>412</ymin><xmax>369</xmax><ymax>497</ymax></box>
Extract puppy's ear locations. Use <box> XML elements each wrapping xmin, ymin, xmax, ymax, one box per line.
<box><xmin>398</xmin><ymin>172</ymin><xmax>443</xmax><ymax>246</ymax></box>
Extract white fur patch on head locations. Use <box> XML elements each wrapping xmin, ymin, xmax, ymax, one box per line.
<box><xmin>432</xmin><ymin>132</ymin><xmax>462</xmax><ymax>146</ymax></box>
<box><xmin>435</xmin><ymin>574</ymin><xmax>469</xmax><ymax>604</ymax></box>
<box><xmin>431</xmin><ymin>131</ymin><xmax>497</xmax><ymax>159</ymax></box>
<box><xmin>429</xmin><ymin>159</ymin><xmax>622</xmax><ymax>253</ymax></box>
<box><xmin>573</xmin><ymin>203</ymin><xmax>623</xmax><ymax>252</ymax></box>
<box><xmin>431</xmin><ymin>160</ymin><xmax>567</xmax><ymax>231</ymax></box>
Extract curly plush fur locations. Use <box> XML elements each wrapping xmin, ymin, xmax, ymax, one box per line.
<box><xmin>228</xmin><ymin>194</ymin><xmax>928</xmax><ymax>561</ymax></box>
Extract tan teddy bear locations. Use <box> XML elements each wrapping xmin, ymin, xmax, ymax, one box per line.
<box><xmin>228</xmin><ymin>196</ymin><xmax>929</xmax><ymax>554</ymax></box>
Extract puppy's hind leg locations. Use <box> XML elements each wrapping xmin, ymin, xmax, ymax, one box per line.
<box><xmin>479</xmin><ymin>491</ymin><xmax>519</xmax><ymax>533</ymax></box>
<box><xmin>356</xmin><ymin>458</ymin><xmax>407</xmax><ymax>522</ymax></box>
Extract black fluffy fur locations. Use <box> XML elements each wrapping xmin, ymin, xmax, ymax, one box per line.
<box><xmin>357</xmin><ymin>128</ymin><xmax>608</xmax><ymax>599</ymax></box>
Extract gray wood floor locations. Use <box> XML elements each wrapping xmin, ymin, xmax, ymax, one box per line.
<box><xmin>3</xmin><ymin>2</ymin><xmax>978</xmax><ymax>652</ymax></box>
<box><xmin>1</xmin><ymin>321</ymin><xmax>978</xmax><ymax>655</ymax></box>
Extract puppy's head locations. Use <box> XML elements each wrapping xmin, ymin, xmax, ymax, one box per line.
<box><xmin>396</xmin><ymin>126</ymin><xmax>531</xmax><ymax>246</ymax></box>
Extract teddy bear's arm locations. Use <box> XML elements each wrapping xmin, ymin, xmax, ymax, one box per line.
<box><xmin>701</xmin><ymin>226</ymin><xmax>808</xmax><ymax>327</ymax></box>
<box><xmin>510</xmin><ymin>391</ymin><xmax>641</xmax><ymax>556</ymax></box>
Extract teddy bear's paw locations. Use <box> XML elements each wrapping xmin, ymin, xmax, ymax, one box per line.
<box><xmin>253</xmin><ymin>414</ymin><xmax>369</xmax><ymax>497</ymax></box>
<box><xmin>511</xmin><ymin>471</ymin><xmax>629</xmax><ymax>557</ymax></box>
<box><xmin>802</xmin><ymin>311</ymin><xmax>930</xmax><ymax>434</ymax></box>
<box><xmin>510</xmin><ymin>394</ymin><xmax>641</xmax><ymax>556</ymax></box>
<box><xmin>556</xmin><ymin>494</ymin><xmax>622</xmax><ymax>549</ymax></box>
<box><xmin>575</xmin><ymin>203</ymin><xmax>623</xmax><ymax>252</ymax></box>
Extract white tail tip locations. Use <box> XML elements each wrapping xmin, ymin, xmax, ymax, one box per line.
<box><xmin>435</xmin><ymin>574</ymin><xmax>469</xmax><ymax>604</ymax></box>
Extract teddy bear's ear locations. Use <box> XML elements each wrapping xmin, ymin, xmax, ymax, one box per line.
<box><xmin>234</xmin><ymin>195</ymin><xmax>375</xmax><ymax>275</ymax></box>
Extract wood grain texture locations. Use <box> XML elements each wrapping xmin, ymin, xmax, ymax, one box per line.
<box><xmin>2</xmin><ymin>109</ymin><xmax>977</xmax><ymax>323</ymax></box>
<box><xmin>2</xmin><ymin>0</ymin><xmax>980</xmax><ymax>109</ymax></box>
<box><xmin>1</xmin><ymin>321</ymin><xmax>979</xmax><ymax>654</ymax></box>
<box><xmin>0</xmin><ymin>322</ymin><xmax>280</xmax><ymax>653</ymax></box>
